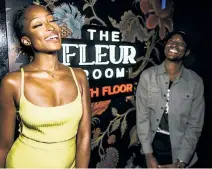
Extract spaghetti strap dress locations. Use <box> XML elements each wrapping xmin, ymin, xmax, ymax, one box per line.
<box><xmin>6</xmin><ymin>67</ymin><xmax>82</xmax><ymax>168</ymax></box>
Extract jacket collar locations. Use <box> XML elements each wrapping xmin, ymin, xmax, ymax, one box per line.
<box><xmin>156</xmin><ymin>61</ymin><xmax>189</xmax><ymax>81</ymax></box>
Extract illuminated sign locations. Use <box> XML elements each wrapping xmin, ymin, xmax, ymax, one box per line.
<box><xmin>58</xmin><ymin>25</ymin><xmax>144</xmax><ymax>101</ymax></box>
<box><xmin>61</xmin><ymin>40</ymin><xmax>137</xmax><ymax>80</ymax></box>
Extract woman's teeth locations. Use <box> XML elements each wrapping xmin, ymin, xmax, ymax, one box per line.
<box><xmin>45</xmin><ymin>34</ymin><xmax>58</xmax><ymax>40</ymax></box>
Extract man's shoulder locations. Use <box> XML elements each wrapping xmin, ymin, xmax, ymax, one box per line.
<box><xmin>142</xmin><ymin>65</ymin><xmax>157</xmax><ymax>75</ymax></box>
<box><xmin>184</xmin><ymin>67</ymin><xmax>203</xmax><ymax>82</ymax></box>
<box><xmin>140</xmin><ymin>64</ymin><xmax>159</xmax><ymax>80</ymax></box>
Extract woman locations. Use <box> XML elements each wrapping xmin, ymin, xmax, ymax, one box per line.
<box><xmin>0</xmin><ymin>4</ymin><xmax>91</xmax><ymax>168</ymax></box>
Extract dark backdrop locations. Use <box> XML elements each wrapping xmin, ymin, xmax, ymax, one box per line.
<box><xmin>173</xmin><ymin>0</ymin><xmax>211</xmax><ymax>167</ymax></box>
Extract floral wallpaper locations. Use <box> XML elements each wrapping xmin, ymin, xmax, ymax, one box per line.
<box><xmin>6</xmin><ymin>0</ymin><xmax>174</xmax><ymax>167</ymax></box>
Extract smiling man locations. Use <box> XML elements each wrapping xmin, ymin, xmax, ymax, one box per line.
<box><xmin>136</xmin><ymin>31</ymin><xmax>205</xmax><ymax>168</ymax></box>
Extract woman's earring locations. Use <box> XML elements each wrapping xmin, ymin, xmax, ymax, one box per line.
<box><xmin>24</xmin><ymin>40</ymin><xmax>31</xmax><ymax>46</ymax></box>
<box><xmin>23</xmin><ymin>39</ymin><xmax>30</xmax><ymax>46</ymax></box>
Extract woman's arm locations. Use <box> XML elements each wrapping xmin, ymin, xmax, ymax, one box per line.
<box><xmin>0</xmin><ymin>74</ymin><xmax>17</xmax><ymax>167</ymax></box>
<box><xmin>75</xmin><ymin>69</ymin><xmax>91</xmax><ymax>168</ymax></box>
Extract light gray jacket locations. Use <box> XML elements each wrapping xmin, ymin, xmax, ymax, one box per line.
<box><xmin>136</xmin><ymin>62</ymin><xmax>205</xmax><ymax>166</ymax></box>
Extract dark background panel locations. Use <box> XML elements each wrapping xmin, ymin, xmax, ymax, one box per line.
<box><xmin>0</xmin><ymin>0</ymin><xmax>8</xmax><ymax>80</ymax></box>
<box><xmin>173</xmin><ymin>0</ymin><xmax>211</xmax><ymax>167</ymax></box>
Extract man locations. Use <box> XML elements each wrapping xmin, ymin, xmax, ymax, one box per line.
<box><xmin>136</xmin><ymin>31</ymin><xmax>205</xmax><ymax>168</ymax></box>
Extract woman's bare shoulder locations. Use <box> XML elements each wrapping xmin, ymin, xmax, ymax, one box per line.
<box><xmin>71</xmin><ymin>67</ymin><xmax>87</xmax><ymax>82</ymax></box>
<box><xmin>0</xmin><ymin>70</ymin><xmax>21</xmax><ymax>93</ymax></box>
<box><xmin>1</xmin><ymin>70</ymin><xmax>21</xmax><ymax>84</ymax></box>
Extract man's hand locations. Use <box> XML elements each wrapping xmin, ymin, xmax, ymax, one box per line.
<box><xmin>158</xmin><ymin>163</ymin><xmax>177</xmax><ymax>168</ymax></box>
<box><xmin>158</xmin><ymin>161</ymin><xmax>186</xmax><ymax>168</ymax></box>
<box><xmin>145</xmin><ymin>154</ymin><xmax>158</xmax><ymax>168</ymax></box>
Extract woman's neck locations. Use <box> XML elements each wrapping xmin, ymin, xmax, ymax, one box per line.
<box><xmin>32</xmin><ymin>52</ymin><xmax>60</xmax><ymax>70</ymax></box>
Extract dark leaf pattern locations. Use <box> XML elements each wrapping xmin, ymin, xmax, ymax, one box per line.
<box><xmin>110</xmin><ymin>118</ymin><xmax>121</xmax><ymax>132</ymax></box>
<box><xmin>120</xmin><ymin>119</ymin><xmax>127</xmax><ymax>138</ymax></box>
<box><xmin>128</xmin><ymin>125</ymin><xmax>140</xmax><ymax>148</ymax></box>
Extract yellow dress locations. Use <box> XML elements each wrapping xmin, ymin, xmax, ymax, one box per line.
<box><xmin>6</xmin><ymin>68</ymin><xmax>82</xmax><ymax>168</ymax></box>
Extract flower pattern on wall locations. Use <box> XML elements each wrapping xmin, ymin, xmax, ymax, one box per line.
<box><xmin>53</xmin><ymin>3</ymin><xmax>85</xmax><ymax>39</ymax></box>
<box><xmin>91</xmin><ymin>100</ymin><xmax>111</xmax><ymax>117</ymax></box>
<box><xmin>96</xmin><ymin>147</ymin><xmax>119</xmax><ymax>168</ymax></box>
<box><xmin>140</xmin><ymin>0</ymin><xmax>173</xmax><ymax>39</ymax></box>
<box><xmin>48</xmin><ymin>0</ymin><xmax>173</xmax><ymax>167</ymax></box>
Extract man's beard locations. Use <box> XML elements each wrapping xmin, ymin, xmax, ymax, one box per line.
<box><xmin>166</xmin><ymin>56</ymin><xmax>184</xmax><ymax>63</ymax></box>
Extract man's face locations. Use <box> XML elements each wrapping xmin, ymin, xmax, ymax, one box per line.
<box><xmin>164</xmin><ymin>34</ymin><xmax>187</xmax><ymax>62</ymax></box>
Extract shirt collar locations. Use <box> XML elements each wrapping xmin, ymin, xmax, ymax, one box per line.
<box><xmin>156</xmin><ymin>61</ymin><xmax>189</xmax><ymax>81</ymax></box>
